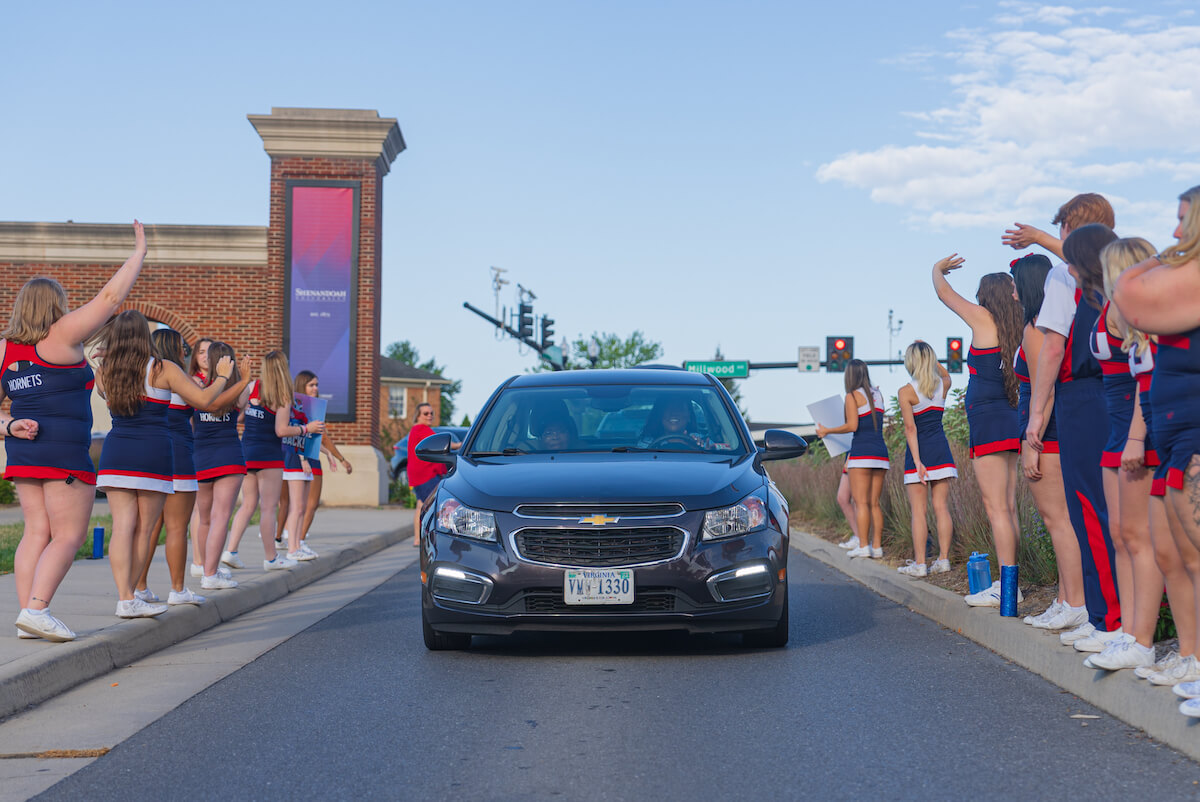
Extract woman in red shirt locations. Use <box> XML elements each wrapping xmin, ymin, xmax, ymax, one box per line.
<box><xmin>408</xmin><ymin>403</ymin><xmax>455</xmax><ymax>546</ymax></box>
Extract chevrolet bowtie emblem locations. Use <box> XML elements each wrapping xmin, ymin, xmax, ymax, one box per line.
<box><xmin>579</xmin><ymin>514</ymin><xmax>619</xmax><ymax>526</ymax></box>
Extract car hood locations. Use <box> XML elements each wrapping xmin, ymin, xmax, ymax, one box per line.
<box><xmin>443</xmin><ymin>452</ymin><xmax>763</xmax><ymax>512</ymax></box>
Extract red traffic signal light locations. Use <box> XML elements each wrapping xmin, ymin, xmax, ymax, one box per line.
<box><xmin>947</xmin><ymin>336</ymin><xmax>964</xmax><ymax>373</ymax></box>
<box><xmin>826</xmin><ymin>336</ymin><xmax>853</xmax><ymax>372</ymax></box>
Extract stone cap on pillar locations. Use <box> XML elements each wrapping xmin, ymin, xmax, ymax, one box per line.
<box><xmin>247</xmin><ymin>107</ymin><xmax>406</xmax><ymax>175</ymax></box>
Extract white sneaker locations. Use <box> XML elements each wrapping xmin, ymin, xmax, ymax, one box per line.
<box><xmin>869</xmin><ymin>546</ymin><xmax>882</xmax><ymax>559</ymax></box>
<box><xmin>837</xmin><ymin>536</ymin><xmax>860</xmax><ymax>550</ymax></box>
<box><xmin>1024</xmin><ymin>600</ymin><xmax>1062</xmax><ymax>626</ymax></box>
<box><xmin>1173</xmin><ymin>678</ymin><xmax>1200</xmax><ymax>699</ymax></box>
<box><xmin>1179</xmin><ymin>698</ymin><xmax>1200</xmax><ymax>718</ymax></box>
<box><xmin>263</xmin><ymin>555</ymin><xmax>298</xmax><ymax>571</ymax></box>
<box><xmin>1059</xmin><ymin>621</ymin><xmax>1096</xmax><ymax>645</ymax></box>
<box><xmin>200</xmin><ymin>574</ymin><xmax>238</xmax><ymax>590</ymax></box>
<box><xmin>1136</xmin><ymin>650</ymin><xmax>1181</xmax><ymax>680</ymax></box>
<box><xmin>1074</xmin><ymin>627</ymin><xmax>1126</xmax><ymax>653</ymax></box>
<box><xmin>287</xmin><ymin>549</ymin><xmax>317</xmax><ymax>562</ymax></box>
<box><xmin>1087</xmin><ymin>638</ymin><xmax>1154</xmax><ymax>670</ymax></box>
<box><xmin>17</xmin><ymin>627</ymin><xmax>38</xmax><ymax>639</ymax></box>
<box><xmin>115</xmin><ymin>598</ymin><xmax>168</xmax><ymax>618</ymax></box>
<box><xmin>133</xmin><ymin>588</ymin><xmax>161</xmax><ymax>603</ymax></box>
<box><xmin>897</xmin><ymin>561</ymin><xmax>928</xmax><ymax>577</ymax></box>
<box><xmin>1149</xmin><ymin>655</ymin><xmax>1200</xmax><ymax>686</ymax></box>
<box><xmin>298</xmin><ymin>541</ymin><xmax>318</xmax><ymax>558</ymax></box>
<box><xmin>280</xmin><ymin>530</ymin><xmax>289</xmax><ymax>548</ymax></box>
<box><xmin>15</xmin><ymin>609</ymin><xmax>75</xmax><ymax>642</ymax></box>
<box><xmin>220</xmin><ymin>550</ymin><xmax>245</xmax><ymax>569</ymax></box>
<box><xmin>964</xmin><ymin>580</ymin><xmax>1022</xmax><ymax>607</ymax></box>
<box><xmin>190</xmin><ymin>562</ymin><xmax>204</xmax><ymax>578</ymax></box>
<box><xmin>846</xmin><ymin>546</ymin><xmax>871</xmax><ymax>558</ymax></box>
<box><xmin>167</xmin><ymin>588</ymin><xmax>206</xmax><ymax>606</ymax></box>
<box><xmin>1036</xmin><ymin>603</ymin><xmax>1088</xmax><ymax>631</ymax></box>
<box><xmin>929</xmin><ymin>558</ymin><xmax>951</xmax><ymax>574</ymax></box>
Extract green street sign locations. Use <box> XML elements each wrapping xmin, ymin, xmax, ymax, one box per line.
<box><xmin>684</xmin><ymin>360</ymin><xmax>749</xmax><ymax>379</ymax></box>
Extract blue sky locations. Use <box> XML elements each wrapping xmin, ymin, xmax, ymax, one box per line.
<box><xmin>2</xmin><ymin>1</ymin><xmax>1196</xmax><ymax>424</ymax></box>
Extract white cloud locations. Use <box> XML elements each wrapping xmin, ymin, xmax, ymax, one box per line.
<box><xmin>817</xmin><ymin>5</ymin><xmax>1200</xmax><ymax>230</ymax></box>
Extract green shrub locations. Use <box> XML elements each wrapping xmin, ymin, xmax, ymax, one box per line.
<box><xmin>0</xmin><ymin>479</ymin><xmax>14</xmax><ymax>505</ymax></box>
<box><xmin>389</xmin><ymin>480</ymin><xmax>416</xmax><ymax>508</ymax></box>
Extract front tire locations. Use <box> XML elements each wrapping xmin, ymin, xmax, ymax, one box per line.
<box><xmin>422</xmin><ymin>605</ymin><xmax>471</xmax><ymax>651</ymax></box>
<box><xmin>742</xmin><ymin>585</ymin><xmax>789</xmax><ymax>648</ymax></box>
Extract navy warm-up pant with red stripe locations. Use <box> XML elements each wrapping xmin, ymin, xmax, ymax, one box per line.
<box><xmin>1055</xmin><ymin>378</ymin><xmax>1121</xmax><ymax>631</ymax></box>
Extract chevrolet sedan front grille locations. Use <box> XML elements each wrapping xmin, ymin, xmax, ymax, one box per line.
<box><xmin>513</xmin><ymin>503</ymin><xmax>685</xmax><ymax>519</ymax></box>
<box><xmin>514</xmin><ymin>527</ymin><xmax>685</xmax><ymax>567</ymax></box>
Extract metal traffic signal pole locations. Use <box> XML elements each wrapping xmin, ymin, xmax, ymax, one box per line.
<box><xmin>462</xmin><ymin>301</ymin><xmax>565</xmax><ymax>370</ymax></box>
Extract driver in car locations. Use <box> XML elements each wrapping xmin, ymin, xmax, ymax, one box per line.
<box><xmin>637</xmin><ymin>399</ymin><xmax>726</xmax><ymax>450</ymax></box>
<box><xmin>535</xmin><ymin>413</ymin><xmax>575</xmax><ymax>451</ymax></box>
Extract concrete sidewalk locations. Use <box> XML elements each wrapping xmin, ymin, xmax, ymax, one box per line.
<box><xmin>792</xmin><ymin>529</ymin><xmax>1200</xmax><ymax>763</ymax></box>
<box><xmin>0</xmin><ymin>505</ymin><xmax>409</xmax><ymax>721</ymax></box>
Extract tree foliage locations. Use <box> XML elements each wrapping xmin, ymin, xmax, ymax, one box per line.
<box><xmin>560</xmin><ymin>331</ymin><xmax>664</xmax><ymax>371</ymax></box>
<box><xmin>384</xmin><ymin>340</ymin><xmax>462</xmax><ymax>423</ymax></box>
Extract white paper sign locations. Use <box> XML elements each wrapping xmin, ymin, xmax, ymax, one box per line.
<box><xmin>807</xmin><ymin>394</ymin><xmax>853</xmax><ymax>457</ymax></box>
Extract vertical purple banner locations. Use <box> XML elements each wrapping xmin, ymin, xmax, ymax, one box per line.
<box><xmin>287</xmin><ymin>184</ymin><xmax>358</xmax><ymax>419</ymax></box>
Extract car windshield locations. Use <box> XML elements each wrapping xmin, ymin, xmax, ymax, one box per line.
<box><xmin>468</xmin><ymin>384</ymin><xmax>747</xmax><ymax>456</ymax></box>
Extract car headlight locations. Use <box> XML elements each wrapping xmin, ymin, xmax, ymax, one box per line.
<box><xmin>702</xmin><ymin>494</ymin><xmax>767</xmax><ymax>540</ymax></box>
<box><xmin>436</xmin><ymin>496</ymin><xmax>498</xmax><ymax>542</ymax></box>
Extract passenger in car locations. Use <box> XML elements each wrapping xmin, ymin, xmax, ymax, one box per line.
<box><xmin>534</xmin><ymin>414</ymin><xmax>576</xmax><ymax>451</ymax></box>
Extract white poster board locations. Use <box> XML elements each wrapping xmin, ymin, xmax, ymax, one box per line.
<box><xmin>807</xmin><ymin>394</ymin><xmax>853</xmax><ymax>457</ymax></box>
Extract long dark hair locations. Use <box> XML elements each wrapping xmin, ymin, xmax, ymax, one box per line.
<box><xmin>151</xmin><ymin>328</ymin><xmax>185</xmax><ymax>370</ymax></box>
<box><xmin>1063</xmin><ymin>223</ymin><xmax>1119</xmax><ymax>309</ymax></box>
<box><xmin>102</xmin><ymin>310</ymin><xmax>158</xmax><ymax>417</ymax></box>
<box><xmin>844</xmin><ymin>359</ymin><xmax>878</xmax><ymax>430</ymax></box>
<box><xmin>204</xmin><ymin>341</ymin><xmax>240</xmax><ymax>415</ymax></box>
<box><xmin>976</xmin><ymin>273</ymin><xmax>1022</xmax><ymax>408</ymax></box>
<box><xmin>1010</xmin><ymin>254</ymin><xmax>1052</xmax><ymax>326</ymax></box>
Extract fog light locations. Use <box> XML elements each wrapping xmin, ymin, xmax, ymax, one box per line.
<box><xmin>430</xmin><ymin>566</ymin><xmax>494</xmax><ymax>605</ymax></box>
<box><xmin>706</xmin><ymin>562</ymin><xmax>773</xmax><ymax>603</ymax></box>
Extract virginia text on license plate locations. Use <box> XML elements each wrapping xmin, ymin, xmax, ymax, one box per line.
<box><xmin>564</xmin><ymin>569</ymin><xmax>634</xmax><ymax>605</ymax></box>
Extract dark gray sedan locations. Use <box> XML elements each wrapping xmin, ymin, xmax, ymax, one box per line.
<box><xmin>417</xmin><ymin>369</ymin><xmax>806</xmax><ymax>650</ymax></box>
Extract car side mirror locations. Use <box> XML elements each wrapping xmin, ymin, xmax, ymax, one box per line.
<box><xmin>414</xmin><ymin>432</ymin><xmax>456</xmax><ymax>465</ymax></box>
<box><xmin>758</xmin><ymin>429</ymin><xmax>808</xmax><ymax>462</ymax></box>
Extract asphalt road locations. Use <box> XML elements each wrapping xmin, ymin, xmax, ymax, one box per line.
<box><xmin>36</xmin><ymin>552</ymin><xmax>1200</xmax><ymax>801</ymax></box>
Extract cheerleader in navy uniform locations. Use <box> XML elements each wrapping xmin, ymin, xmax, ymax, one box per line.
<box><xmin>896</xmin><ymin>341</ymin><xmax>956</xmax><ymax>577</ymax></box>
<box><xmin>138</xmin><ymin>329</ymin><xmax>208</xmax><ymax>606</ymax></box>
<box><xmin>191</xmin><ymin>341</ymin><xmax>252</xmax><ymax>590</ymax></box>
<box><xmin>186</xmin><ymin>337</ymin><xmax>213</xmax><ymax>577</ymax></box>
<box><xmin>275</xmin><ymin>370</ymin><xmax>350</xmax><ymax>553</ymax></box>
<box><xmin>3</xmin><ymin>221</ymin><xmax>147</xmax><ymax>642</ymax></box>
<box><xmin>95</xmin><ymin>312</ymin><xmax>235</xmax><ymax>618</ymax></box>
<box><xmin>225</xmin><ymin>351</ymin><xmax>299</xmax><ymax>571</ymax></box>
<box><xmin>816</xmin><ymin>360</ymin><xmax>889</xmax><ymax>560</ymax></box>
<box><xmin>1079</xmin><ymin>237</ymin><xmax>1172</xmax><ymax>672</ymax></box>
<box><xmin>1010</xmin><ymin>255</ymin><xmax>1087</xmax><ymax>632</ymax></box>
<box><xmin>280</xmin><ymin>379</ymin><xmax>326</xmax><ymax>563</ymax></box>
<box><xmin>1115</xmin><ymin>186</ymin><xmax>1200</xmax><ymax>704</ymax></box>
<box><xmin>932</xmin><ymin>256</ymin><xmax>1024</xmax><ymax>607</ymax></box>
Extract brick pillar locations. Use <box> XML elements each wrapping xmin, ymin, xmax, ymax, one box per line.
<box><xmin>249</xmin><ymin>108</ymin><xmax>405</xmax><ymax>505</ymax></box>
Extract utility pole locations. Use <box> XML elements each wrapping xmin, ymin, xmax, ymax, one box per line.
<box><xmin>887</xmin><ymin>309</ymin><xmax>903</xmax><ymax>372</ymax></box>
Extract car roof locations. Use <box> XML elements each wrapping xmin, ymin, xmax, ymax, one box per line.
<box><xmin>505</xmin><ymin>369</ymin><xmax>712</xmax><ymax>388</ymax></box>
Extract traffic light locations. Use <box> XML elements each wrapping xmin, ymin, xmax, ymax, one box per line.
<box><xmin>826</xmin><ymin>336</ymin><xmax>853</xmax><ymax>372</ymax></box>
<box><xmin>517</xmin><ymin>303</ymin><xmax>534</xmax><ymax>340</ymax></box>
<box><xmin>540</xmin><ymin>315</ymin><xmax>555</xmax><ymax>351</ymax></box>
<box><xmin>947</xmin><ymin>336</ymin><xmax>964</xmax><ymax>373</ymax></box>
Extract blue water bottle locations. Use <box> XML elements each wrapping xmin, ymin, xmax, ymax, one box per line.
<box><xmin>1000</xmin><ymin>564</ymin><xmax>1020</xmax><ymax>617</ymax></box>
<box><xmin>967</xmin><ymin>552</ymin><xmax>991</xmax><ymax>595</ymax></box>
<box><xmin>91</xmin><ymin>526</ymin><xmax>104</xmax><ymax>560</ymax></box>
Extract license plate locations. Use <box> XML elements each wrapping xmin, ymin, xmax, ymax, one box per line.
<box><xmin>564</xmin><ymin>569</ymin><xmax>634</xmax><ymax>605</ymax></box>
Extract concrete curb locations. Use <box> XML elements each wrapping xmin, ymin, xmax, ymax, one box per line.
<box><xmin>792</xmin><ymin>529</ymin><xmax>1200</xmax><ymax>762</ymax></box>
<box><xmin>0</xmin><ymin>525</ymin><xmax>408</xmax><ymax>721</ymax></box>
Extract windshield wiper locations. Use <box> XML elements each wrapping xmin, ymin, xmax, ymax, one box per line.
<box><xmin>469</xmin><ymin>448</ymin><xmax>527</xmax><ymax>456</ymax></box>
